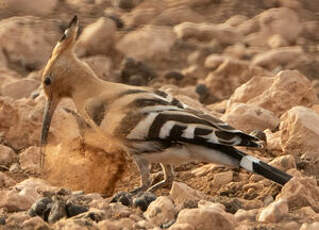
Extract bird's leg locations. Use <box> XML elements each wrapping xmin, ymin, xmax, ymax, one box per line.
<box><xmin>147</xmin><ymin>164</ymin><xmax>174</xmax><ymax>193</ymax></box>
<box><xmin>63</xmin><ymin>108</ymin><xmax>91</xmax><ymax>152</ymax></box>
<box><xmin>130</xmin><ymin>156</ymin><xmax>151</xmax><ymax>195</ymax></box>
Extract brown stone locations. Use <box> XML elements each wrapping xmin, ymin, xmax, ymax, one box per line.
<box><xmin>223</xmin><ymin>103</ymin><xmax>279</xmax><ymax>133</ymax></box>
<box><xmin>258</xmin><ymin>199</ymin><xmax>288</xmax><ymax>223</ymax></box>
<box><xmin>258</xmin><ymin>7</ymin><xmax>302</xmax><ymax>43</ymax></box>
<box><xmin>77</xmin><ymin>17</ymin><xmax>117</xmax><ymax>57</ymax></box>
<box><xmin>228</xmin><ymin>70</ymin><xmax>317</xmax><ymax>116</ymax></box>
<box><xmin>0</xmin><ymin>16</ymin><xmax>60</xmax><ymax>71</ymax></box>
<box><xmin>280</xmin><ymin>106</ymin><xmax>319</xmax><ymax>157</ymax></box>
<box><xmin>252</xmin><ymin>47</ymin><xmax>304</xmax><ymax>69</ymax></box>
<box><xmin>174</xmin><ymin>22</ymin><xmax>241</xmax><ymax>45</ymax></box>
<box><xmin>144</xmin><ymin>196</ymin><xmax>176</xmax><ymax>226</ymax></box>
<box><xmin>277</xmin><ymin>177</ymin><xmax>319</xmax><ymax>212</ymax></box>
<box><xmin>205</xmin><ymin>59</ymin><xmax>270</xmax><ymax>100</ymax></box>
<box><xmin>173</xmin><ymin>206</ymin><xmax>235</xmax><ymax>230</ymax></box>
<box><xmin>0</xmin><ymin>172</ymin><xmax>16</xmax><ymax>187</ymax></box>
<box><xmin>19</xmin><ymin>146</ymin><xmax>40</xmax><ymax>174</ymax></box>
<box><xmin>117</xmin><ymin>25</ymin><xmax>176</xmax><ymax>61</ymax></box>
<box><xmin>169</xmin><ymin>182</ymin><xmax>205</xmax><ymax>210</ymax></box>
<box><xmin>22</xmin><ymin>216</ymin><xmax>50</xmax><ymax>230</ymax></box>
<box><xmin>0</xmin><ymin>145</ymin><xmax>16</xmax><ymax>166</ymax></box>
<box><xmin>4</xmin><ymin>0</ymin><xmax>57</xmax><ymax>16</ymax></box>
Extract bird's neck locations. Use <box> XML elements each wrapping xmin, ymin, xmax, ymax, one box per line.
<box><xmin>68</xmin><ymin>60</ymin><xmax>105</xmax><ymax>113</ymax></box>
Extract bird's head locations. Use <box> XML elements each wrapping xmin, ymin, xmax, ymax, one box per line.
<box><xmin>40</xmin><ymin>15</ymin><xmax>79</xmax><ymax>168</ymax></box>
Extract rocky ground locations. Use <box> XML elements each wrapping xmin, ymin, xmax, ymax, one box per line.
<box><xmin>1</xmin><ymin>0</ymin><xmax>319</xmax><ymax>229</ymax></box>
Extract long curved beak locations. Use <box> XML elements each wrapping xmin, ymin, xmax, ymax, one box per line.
<box><xmin>40</xmin><ymin>97</ymin><xmax>58</xmax><ymax>169</ymax></box>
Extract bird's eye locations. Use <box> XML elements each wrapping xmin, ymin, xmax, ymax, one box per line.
<box><xmin>44</xmin><ymin>77</ymin><xmax>52</xmax><ymax>86</ymax></box>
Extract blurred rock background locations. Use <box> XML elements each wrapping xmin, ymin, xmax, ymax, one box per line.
<box><xmin>1</xmin><ymin>0</ymin><xmax>319</xmax><ymax>229</ymax></box>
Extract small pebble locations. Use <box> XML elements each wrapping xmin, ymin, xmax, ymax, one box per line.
<box><xmin>0</xmin><ymin>216</ymin><xmax>5</xmax><ymax>225</ymax></box>
<box><xmin>28</xmin><ymin>197</ymin><xmax>53</xmax><ymax>221</ymax></box>
<box><xmin>133</xmin><ymin>192</ymin><xmax>157</xmax><ymax>211</ymax></box>
<box><xmin>66</xmin><ymin>201</ymin><xmax>89</xmax><ymax>217</ymax></box>
<box><xmin>111</xmin><ymin>192</ymin><xmax>133</xmax><ymax>206</ymax></box>
<box><xmin>164</xmin><ymin>71</ymin><xmax>184</xmax><ymax>81</ymax></box>
<box><xmin>57</xmin><ymin>188</ymin><xmax>71</xmax><ymax>196</ymax></box>
<box><xmin>48</xmin><ymin>200</ymin><xmax>67</xmax><ymax>224</ymax></box>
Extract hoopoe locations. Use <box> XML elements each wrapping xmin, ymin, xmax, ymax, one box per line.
<box><xmin>40</xmin><ymin>16</ymin><xmax>292</xmax><ymax>194</ymax></box>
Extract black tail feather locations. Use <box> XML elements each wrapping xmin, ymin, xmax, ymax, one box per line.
<box><xmin>253</xmin><ymin>161</ymin><xmax>292</xmax><ymax>186</ymax></box>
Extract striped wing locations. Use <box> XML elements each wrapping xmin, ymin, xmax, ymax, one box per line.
<box><xmin>125</xmin><ymin>91</ymin><xmax>262</xmax><ymax>148</ymax></box>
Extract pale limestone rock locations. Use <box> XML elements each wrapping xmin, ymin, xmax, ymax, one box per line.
<box><xmin>0</xmin><ymin>178</ymin><xmax>56</xmax><ymax>212</ymax></box>
<box><xmin>0</xmin><ymin>97</ymin><xmax>40</xmax><ymax>149</ymax></box>
<box><xmin>296</xmin><ymin>206</ymin><xmax>317</xmax><ymax>218</ymax></box>
<box><xmin>0</xmin><ymin>49</ymin><xmax>7</xmax><ymax>67</ymax></box>
<box><xmin>258</xmin><ymin>199</ymin><xmax>288</xmax><ymax>222</ymax></box>
<box><xmin>144</xmin><ymin>196</ymin><xmax>176</xmax><ymax>226</ymax></box>
<box><xmin>280</xmin><ymin>106</ymin><xmax>319</xmax><ymax>157</ymax></box>
<box><xmin>182</xmin><ymin>64</ymin><xmax>206</xmax><ymax>81</ymax></box>
<box><xmin>0</xmin><ymin>171</ymin><xmax>16</xmax><ymax>187</ymax></box>
<box><xmin>1</xmin><ymin>96</ymin><xmax>80</xmax><ymax>150</ymax></box>
<box><xmin>0</xmin><ymin>145</ymin><xmax>16</xmax><ymax>166</ymax></box>
<box><xmin>22</xmin><ymin>216</ymin><xmax>49</xmax><ymax>230</ymax></box>
<box><xmin>227</xmin><ymin>76</ymin><xmax>273</xmax><ymax>107</ymax></box>
<box><xmin>77</xmin><ymin>17</ymin><xmax>117</xmax><ymax>57</ymax></box>
<box><xmin>282</xmin><ymin>221</ymin><xmax>301</xmax><ymax>230</ymax></box>
<box><xmin>0</xmin><ymin>67</ymin><xmax>20</xmax><ymax>90</ymax></box>
<box><xmin>258</xmin><ymin>7</ymin><xmax>302</xmax><ymax>43</ymax></box>
<box><xmin>267</xmin><ymin>34</ymin><xmax>289</xmax><ymax>49</ymax></box>
<box><xmin>173</xmin><ymin>206</ymin><xmax>235</xmax><ymax>230</ymax></box>
<box><xmin>234</xmin><ymin>209</ymin><xmax>258</xmax><ymax>222</ymax></box>
<box><xmin>269</xmin><ymin>155</ymin><xmax>296</xmax><ymax>171</ymax></box>
<box><xmin>224</xmin><ymin>15</ymin><xmax>249</xmax><ymax>27</ymax></box>
<box><xmin>158</xmin><ymin>85</ymin><xmax>199</xmax><ymax>102</ymax></box>
<box><xmin>223</xmin><ymin>103</ymin><xmax>279</xmax><ymax>133</ymax></box>
<box><xmin>252</xmin><ymin>47</ymin><xmax>305</xmax><ymax>69</ymax></box>
<box><xmin>277</xmin><ymin>177</ymin><xmax>319</xmax><ymax>212</ymax></box>
<box><xmin>228</xmin><ymin>70</ymin><xmax>317</xmax><ymax>116</ymax></box>
<box><xmin>204</xmin><ymin>55</ymin><xmax>228</xmax><ymax>69</ymax></box>
<box><xmin>174</xmin><ymin>22</ymin><xmax>241</xmax><ymax>45</ymax></box>
<box><xmin>151</xmin><ymin>6</ymin><xmax>204</xmax><ymax>26</ymax></box>
<box><xmin>113</xmin><ymin>218</ymin><xmax>136</xmax><ymax>229</ymax></box>
<box><xmin>120</xmin><ymin>0</ymin><xmax>164</xmax><ymax>28</ymax></box>
<box><xmin>5</xmin><ymin>212</ymin><xmax>30</xmax><ymax>227</ymax></box>
<box><xmin>300</xmin><ymin>222</ymin><xmax>319</xmax><ymax>230</ymax></box>
<box><xmin>236</xmin><ymin>17</ymin><xmax>259</xmax><ymax>36</ymax></box>
<box><xmin>264</xmin><ymin>129</ymin><xmax>282</xmax><ymax>154</ymax></box>
<box><xmin>169</xmin><ymin>182</ymin><xmax>205</xmax><ymax>210</ymax></box>
<box><xmin>211</xmin><ymin>171</ymin><xmax>233</xmax><ymax>189</ymax></box>
<box><xmin>19</xmin><ymin>146</ymin><xmax>40</xmax><ymax>174</ymax></box>
<box><xmin>0</xmin><ymin>17</ymin><xmax>60</xmax><ymax>71</ymax></box>
<box><xmin>65</xmin><ymin>0</ymin><xmax>96</xmax><ymax>11</ymax></box>
<box><xmin>55</xmin><ymin>217</ymin><xmax>100</xmax><ymax>230</ymax></box>
<box><xmin>168</xmin><ymin>223</ymin><xmax>195</xmax><ymax>230</ymax></box>
<box><xmin>205</xmin><ymin>59</ymin><xmax>270</xmax><ymax>100</ymax></box>
<box><xmin>1</xmin><ymin>79</ymin><xmax>39</xmax><ymax>100</ymax></box>
<box><xmin>197</xmin><ymin>200</ymin><xmax>225</xmax><ymax>211</ymax></box>
<box><xmin>117</xmin><ymin>25</ymin><xmax>176</xmax><ymax>61</ymax></box>
<box><xmin>134</xmin><ymin>219</ymin><xmax>155</xmax><ymax>229</ymax></box>
<box><xmin>303</xmin><ymin>21</ymin><xmax>319</xmax><ymax>41</ymax></box>
<box><xmin>277</xmin><ymin>0</ymin><xmax>302</xmax><ymax>9</ymax></box>
<box><xmin>191</xmin><ymin>163</ymin><xmax>222</xmax><ymax>177</ymax></box>
<box><xmin>4</xmin><ymin>0</ymin><xmax>58</xmax><ymax>16</ymax></box>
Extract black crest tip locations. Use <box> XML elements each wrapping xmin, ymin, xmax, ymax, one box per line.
<box><xmin>68</xmin><ymin>15</ymin><xmax>78</xmax><ymax>28</ymax></box>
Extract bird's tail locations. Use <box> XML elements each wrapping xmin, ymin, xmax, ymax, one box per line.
<box><xmin>239</xmin><ymin>154</ymin><xmax>292</xmax><ymax>186</ymax></box>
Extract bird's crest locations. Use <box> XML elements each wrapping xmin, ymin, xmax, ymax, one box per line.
<box><xmin>51</xmin><ymin>15</ymin><xmax>79</xmax><ymax>58</ymax></box>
